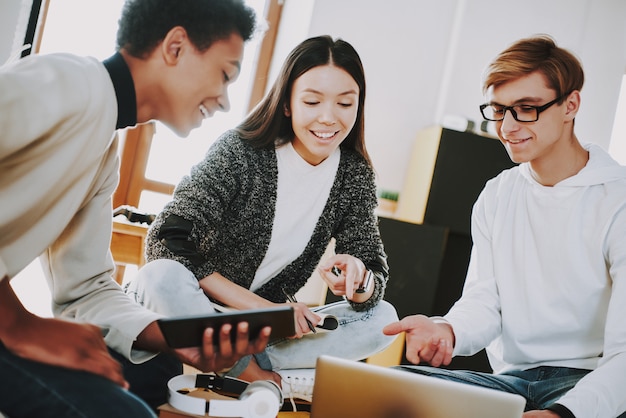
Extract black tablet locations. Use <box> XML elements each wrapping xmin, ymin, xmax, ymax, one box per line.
<box><xmin>157</xmin><ymin>306</ymin><xmax>296</xmax><ymax>348</ymax></box>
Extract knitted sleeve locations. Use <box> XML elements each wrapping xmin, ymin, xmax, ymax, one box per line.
<box><xmin>145</xmin><ymin>130</ymin><xmax>249</xmax><ymax>279</ymax></box>
<box><xmin>333</xmin><ymin>151</ymin><xmax>389</xmax><ymax>312</ymax></box>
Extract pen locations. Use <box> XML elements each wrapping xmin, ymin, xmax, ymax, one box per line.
<box><xmin>282</xmin><ymin>288</ymin><xmax>316</xmax><ymax>334</ymax></box>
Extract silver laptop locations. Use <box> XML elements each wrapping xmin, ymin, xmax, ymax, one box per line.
<box><xmin>311</xmin><ymin>355</ymin><xmax>525</xmax><ymax>418</ymax></box>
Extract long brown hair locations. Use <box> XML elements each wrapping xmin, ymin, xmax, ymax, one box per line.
<box><xmin>235</xmin><ymin>35</ymin><xmax>371</xmax><ymax>165</ymax></box>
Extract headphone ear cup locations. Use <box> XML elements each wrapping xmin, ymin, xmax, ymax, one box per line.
<box><xmin>241</xmin><ymin>380</ymin><xmax>284</xmax><ymax>406</ymax></box>
<box><xmin>239</xmin><ymin>380</ymin><xmax>284</xmax><ymax>418</ymax></box>
<box><xmin>208</xmin><ymin>380</ymin><xmax>283</xmax><ymax>418</ymax></box>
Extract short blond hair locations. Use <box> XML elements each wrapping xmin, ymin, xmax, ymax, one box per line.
<box><xmin>482</xmin><ymin>35</ymin><xmax>584</xmax><ymax>101</ymax></box>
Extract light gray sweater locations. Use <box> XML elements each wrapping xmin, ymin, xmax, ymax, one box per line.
<box><xmin>0</xmin><ymin>52</ymin><xmax>159</xmax><ymax>362</ymax></box>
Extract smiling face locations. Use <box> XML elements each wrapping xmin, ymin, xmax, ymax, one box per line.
<box><xmin>161</xmin><ymin>31</ymin><xmax>244</xmax><ymax>137</ymax></box>
<box><xmin>287</xmin><ymin>64</ymin><xmax>360</xmax><ymax>165</ymax></box>
<box><xmin>487</xmin><ymin>71</ymin><xmax>577</xmax><ymax>165</ymax></box>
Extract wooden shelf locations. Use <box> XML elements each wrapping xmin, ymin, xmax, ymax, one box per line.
<box><xmin>111</xmin><ymin>220</ymin><xmax>149</xmax><ymax>283</ymax></box>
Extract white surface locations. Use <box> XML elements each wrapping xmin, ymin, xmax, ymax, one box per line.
<box><xmin>11</xmin><ymin>260</ymin><xmax>52</xmax><ymax>317</ymax></box>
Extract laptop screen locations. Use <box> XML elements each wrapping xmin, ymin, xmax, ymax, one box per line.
<box><xmin>311</xmin><ymin>355</ymin><xmax>525</xmax><ymax>418</ymax></box>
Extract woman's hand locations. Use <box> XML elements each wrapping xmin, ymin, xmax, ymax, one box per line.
<box><xmin>277</xmin><ymin>301</ymin><xmax>319</xmax><ymax>338</ymax></box>
<box><xmin>318</xmin><ymin>254</ymin><xmax>370</xmax><ymax>301</ymax></box>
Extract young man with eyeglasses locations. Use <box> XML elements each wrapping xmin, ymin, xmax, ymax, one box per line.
<box><xmin>384</xmin><ymin>35</ymin><xmax>626</xmax><ymax>417</ymax></box>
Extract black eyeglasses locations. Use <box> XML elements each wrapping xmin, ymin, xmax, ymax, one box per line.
<box><xmin>479</xmin><ymin>93</ymin><xmax>569</xmax><ymax>122</ymax></box>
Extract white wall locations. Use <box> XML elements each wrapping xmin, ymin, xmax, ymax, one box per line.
<box><xmin>3</xmin><ymin>0</ymin><xmax>626</xmax><ymax>195</ymax></box>
<box><xmin>273</xmin><ymin>0</ymin><xmax>626</xmax><ymax>194</ymax></box>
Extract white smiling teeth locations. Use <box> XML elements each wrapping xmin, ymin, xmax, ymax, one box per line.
<box><xmin>199</xmin><ymin>104</ymin><xmax>209</xmax><ymax>119</ymax></box>
<box><xmin>314</xmin><ymin>131</ymin><xmax>335</xmax><ymax>139</ymax></box>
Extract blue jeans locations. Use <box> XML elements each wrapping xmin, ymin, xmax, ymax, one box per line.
<box><xmin>126</xmin><ymin>259</ymin><xmax>399</xmax><ymax>377</ymax></box>
<box><xmin>396</xmin><ymin>364</ymin><xmax>626</xmax><ymax>417</ymax></box>
<box><xmin>0</xmin><ymin>343</ymin><xmax>156</xmax><ymax>418</ymax></box>
<box><xmin>264</xmin><ymin>299</ymin><xmax>398</xmax><ymax>370</ymax></box>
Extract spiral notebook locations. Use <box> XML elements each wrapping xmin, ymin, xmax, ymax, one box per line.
<box><xmin>310</xmin><ymin>355</ymin><xmax>525</xmax><ymax>418</ymax></box>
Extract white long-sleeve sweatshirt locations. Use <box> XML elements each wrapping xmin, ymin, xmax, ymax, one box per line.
<box><xmin>0</xmin><ymin>52</ymin><xmax>160</xmax><ymax>362</ymax></box>
<box><xmin>445</xmin><ymin>143</ymin><xmax>626</xmax><ymax>418</ymax></box>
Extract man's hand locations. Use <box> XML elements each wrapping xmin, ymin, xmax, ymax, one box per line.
<box><xmin>383</xmin><ymin>314</ymin><xmax>454</xmax><ymax>367</ymax></box>
<box><xmin>4</xmin><ymin>314</ymin><xmax>129</xmax><ymax>388</ymax></box>
<box><xmin>0</xmin><ymin>278</ymin><xmax>128</xmax><ymax>387</ymax></box>
<box><xmin>523</xmin><ymin>411</ymin><xmax>560</xmax><ymax>417</ymax></box>
<box><xmin>174</xmin><ymin>322</ymin><xmax>271</xmax><ymax>372</ymax></box>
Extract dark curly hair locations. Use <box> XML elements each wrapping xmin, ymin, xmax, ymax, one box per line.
<box><xmin>116</xmin><ymin>0</ymin><xmax>257</xmax><ymax>58</ymax></box>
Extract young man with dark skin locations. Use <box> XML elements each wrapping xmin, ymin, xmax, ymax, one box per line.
<box><xmin>384</xmin><ymin>35</ymin><xmax>626</xmax><ymax>418</ymax></box>
<box><xmin>0</xmin><ymin>1</ymin><xmax>270</xmax><ymax>416</ymax></box>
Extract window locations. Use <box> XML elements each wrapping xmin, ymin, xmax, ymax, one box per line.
<box><xmin>11</xmin><ymin>0</ymin><xmax>277</xmax><ymax>315</ymax></box>
<box><xmin>137</xmin><ymin>0</ymin><xmax>269</xmax><ymax>215</ymax></box>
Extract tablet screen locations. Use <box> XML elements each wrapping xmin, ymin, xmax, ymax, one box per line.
<box><xmin>157</xmin><ymin>306</ymin><xmax>296</xmax><ymax>348</ymax></box>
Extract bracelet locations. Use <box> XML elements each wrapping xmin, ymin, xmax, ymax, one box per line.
<box><xmin>356</xmin><ymin>270</ymin><xmax>374</xmax><ymax>294</ymax></box>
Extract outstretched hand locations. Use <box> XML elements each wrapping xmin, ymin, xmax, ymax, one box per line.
<box><xmin>174</xmin><ymin>322</ymin><xmax>271</xmax><ymax>372</ymax></box>
<box><xmin>383</xmin><ymin>314</ymin><xmax>454</xmax><ymax>367</ymax></box>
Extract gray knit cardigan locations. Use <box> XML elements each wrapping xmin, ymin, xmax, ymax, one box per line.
<box><xmin>145</xmin><ymin>130</ymin><xmax>389</xmax><ymax>312</ymax></box>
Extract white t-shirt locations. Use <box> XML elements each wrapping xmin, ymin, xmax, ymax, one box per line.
<box><xmin>250</xmin><ymin>142</ymin><xmax>340</xmax><ymax>291</ymax></box>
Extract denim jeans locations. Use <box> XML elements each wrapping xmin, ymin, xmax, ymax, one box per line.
<box><xmin>264</xmin><ymin>299</ymin><xmax>398</xmax><ymax>370</ymax></box>
<box><xmin>396</xmin><ymin>364</ymin><xmax>626</xmax><ymax>417</ymax></box>
<box><xmin>0</xmin><ymin>343</ymin><xmax>156</xmax><ymax>418</ymax></box>
<box><xmin>125</xmin><ymin>259</ymin><xmax>399</xmax><ymax>376</ymax></box>
<box><xmin>110</xmin><ymin>349</ymin><xmax>182</xmax><ymax>413</ymax></box>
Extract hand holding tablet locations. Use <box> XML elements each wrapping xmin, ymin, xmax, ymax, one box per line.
<box><xmin>157</xmin><ymin>306</ymin><xmax>296</xmax><ymax>348</ymax></box>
